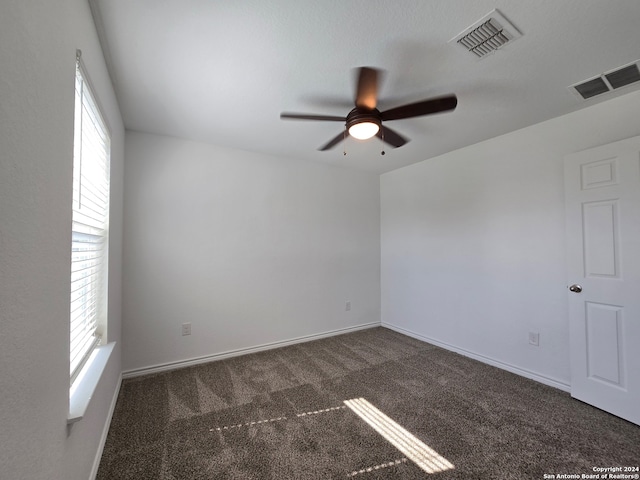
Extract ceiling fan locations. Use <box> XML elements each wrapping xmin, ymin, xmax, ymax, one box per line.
<box><xmin>280</xmin><ymin>67</ymin><xmax>458</xmax><ymax>151</ymax></box>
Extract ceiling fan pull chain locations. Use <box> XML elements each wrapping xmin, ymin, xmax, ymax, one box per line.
<box><xmin>381</xmin><ymin>128</ymin><xmax>385</xmax><ymax>155</ymax></box>
<box><xmin>343</xmin><ymin>127</ymin><xmax>347</xmax><ymax>156</ymax></box>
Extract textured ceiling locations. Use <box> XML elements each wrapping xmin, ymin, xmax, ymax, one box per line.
<box><xmin>92</xmin><ymin>0</ymin><xmax>640</xmax><ymax>173</ymax></box>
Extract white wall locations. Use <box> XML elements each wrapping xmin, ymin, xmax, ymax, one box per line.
<box><xmin>0</xmin><ymin>1</ymin><xmax>124</xmax><ymax>479</ymax></box>
<box><xmin>122</xmin><ymin>132</ymin><xmax>380</xmax><ymax>372</ymax></box>
<box><xmin>381</xmin><ymin>89</ymin><xmax>640</xmax><ymax>388</ymax></box>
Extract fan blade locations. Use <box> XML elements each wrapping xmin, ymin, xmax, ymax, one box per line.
<box><xmin>281</xmin><ymin>112</ymin><xmax>346</xmax><ymax>121</ymax></box>
<box><xmin>380</xmin><ymin>95</ymin><xmax>457</xmax><ymax>121</ymax></box>
<box><xmin>355</xmin><ymin>67</ymin><xmax>380</xmax><ymax>110</ymax></box>
<box><xmin>318</xmin><ymin>131</ymin><xmax>347</xmax><ymax>151</ymax></box>
<box><xmin>376</xmin><ymin>125</ymin><xmax>408</xmax><ymax>148</ymax></box>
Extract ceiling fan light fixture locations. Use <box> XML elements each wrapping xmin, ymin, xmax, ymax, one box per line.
<box><xmin>348</xmin><ymin>121</ymin><xmax>380</xmax><ymax>140</ymax></box>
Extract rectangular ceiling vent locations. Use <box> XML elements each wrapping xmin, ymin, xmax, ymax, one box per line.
<box><xmin>449</xmin><ymin>9</ymin><xmax>522</xmax><ymax>59</ymax></box>
<box><xmin>571</xmin><ymin>60</ymin><xmax>640</xmax><ymax>100</ymax></box>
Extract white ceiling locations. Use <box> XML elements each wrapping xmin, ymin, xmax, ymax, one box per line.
<box><xmin>92</xmin><ymin>0</ymin><xmax>640</xmax><ymax>173</ymax></box>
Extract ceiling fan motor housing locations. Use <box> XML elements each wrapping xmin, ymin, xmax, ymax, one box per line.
<box><xmin>346</xmin><ymin>107</ymin><xmax>382</xmax><ymax>130</ymax></box>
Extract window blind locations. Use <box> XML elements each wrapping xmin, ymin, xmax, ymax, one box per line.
<box><xmin>70</xmin><ymin>54</ymin><xmax>110</xmax><ymax>383</ymax></box>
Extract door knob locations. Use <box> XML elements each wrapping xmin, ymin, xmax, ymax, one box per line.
<box><xmin>569</xmin><ymin>284</ymin><xmax>583</xmax><ymax>293</ymax></box>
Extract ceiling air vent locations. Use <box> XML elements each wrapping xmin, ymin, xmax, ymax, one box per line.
<box><xmin>574</xmin><ymin>77</ymin><xmax>610</xmax><ymax>100</ymax></box>
<box><xmin>449</xmin><ymin>9</ymin><xmax>522</xmax><ymax>59</ymax></box>
<box><xmin>571</xmin><ymin>60</ymin><xmax>640</xmax><ymax>100</ymax></box>
<box><xmin>605</xmin><ymin>63</ymin><xmax>640</xmax><ymax>89</ymax></box>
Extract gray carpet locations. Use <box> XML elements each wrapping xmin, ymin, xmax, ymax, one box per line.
<box><xmin>97</xmin><ymin>327</ymin><xmax>640</xmax><ymax>479</ymax></box>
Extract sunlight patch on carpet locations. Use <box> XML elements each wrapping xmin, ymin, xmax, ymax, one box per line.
<box><xmin>296</xmin><ymin>405</ymin><xmax>346</xmax><ymax>417</ymax></box>
<box><xmin>346</xmin><ymin>458</ymin><xmax>407</xmax><ymax>477</ymax></box>
<box><xmin>344</xmin><ymin>397</ymin><xmax>454</xmax><ymax>474</ymax></box>
<box><xmin>210</xmin><ymin>416</ymin><xmax>288</xmax><ymax>431</ymax></box>
<box><xmin>210</xmin><ymin>404</ymin><xmax>347</xmax><ymax>432</ymax></box>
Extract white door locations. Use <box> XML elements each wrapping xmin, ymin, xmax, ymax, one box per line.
<box><xmin>564</xmin><ymin>135</ymin><xmax>640</xmax><ymax>426</ymax></box>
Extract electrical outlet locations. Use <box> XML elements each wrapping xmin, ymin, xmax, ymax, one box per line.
<box><xmin>528</xmin><ymin>331</ymin><xmax>539</xmax><ymax>346</ymax></box>
<box><xmin>182</xmin><ymin>322</ymin><xmax>191</xmax><ymax>336</ymax></box>
<box><xmin>345</xmin><ymin>301</ymin><xmax>351</xmax><ymax>311</ymax></box>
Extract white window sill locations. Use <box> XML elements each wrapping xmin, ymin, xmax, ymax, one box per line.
<box><xmin>68</xmin><ymin>342</ymin><xmax>115</xmax><ymax>424</ymax></box>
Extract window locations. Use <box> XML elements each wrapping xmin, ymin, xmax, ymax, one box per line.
<box><xmin>70</xmin><ymin>51</ymin><xmax>110</xmax><ymax>383</ymax></box>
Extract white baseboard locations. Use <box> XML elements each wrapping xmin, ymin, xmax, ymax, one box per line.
<box><xmin>90</xmin><ymin>372</ymin><xmax>122</xmax><ymax>480</ymax></box>
<box><xmin>122</xmin><ymin>322</ymin><xmax>380</xmax><ymax>379</ymax></box>
<box><xmin>382</xmin><ymin>322</ymin><xmax>571</xmax><ymax>392</ymax></box>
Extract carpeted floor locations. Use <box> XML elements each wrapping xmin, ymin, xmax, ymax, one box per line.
<box><xmin>97</xmin><ymin>327</ymin><xmax>640</xmax><ymax>479</ymax></box>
